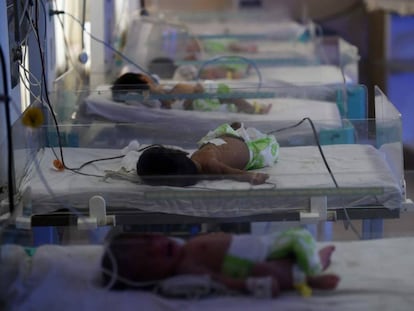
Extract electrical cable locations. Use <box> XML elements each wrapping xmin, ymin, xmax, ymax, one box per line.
<box><xmin>27</xmin><ymin>2</ymin><xmax>360</xmax><ymax>238</ymax></box>
<box><xmin>31</xmin><ymin>1</ymin><xmax>93</xmax><ymax>175</ymax></box>
<box><xmin>25</xmin><ymin>4</ymin><xmax>178</xmax><ymax>178</ymax></box>
<box><xmin>54</xmin><ymin>10</ymin><xmax>86</xmax><ymax>81</ymax></box>
<box><xmin>100</xmin><ymin>118</ymin><xmax>363</xmax><ymax>290</ymax></box>
<box><xmin>13</xmin><ymin>0</ymin><xmax>22</xmax><ymax>47</ymax></box>
<box><xmin>268</xmin><ymin>117</ymin><xmax>361</xmax><ymax>239</ymax></box>
<box><xmin>49</xmin><ymin>10</ymin><xmax>156</xmax><ymax>81</ymax></box>
<box><xmin>81</xmin><ymin>0</ymin><xmax>86</xmax><ymax>50</ymax></box>
<box><xmin>78</xmin><ymin>0</ymin><xmax>88</xmax><ymax>64</ymax></box>
<box><xmin>26</xmin><ymin>5</ymin><xmax>170</xmax><ymax>178</ymax></box>
<box><xmin>102</xmin><ymin>238</ymin><xmax>161</xmax><ymax>291</ymax></box>
<box><xmin>0</xmin><ymin>46</ymin><xmax>15</xmax><ymax>215</ymax></box>
<box><xmin>268</xmin><ymin>117</ymin><xmax>337</xmax><ymax>187</ymax></box>
<box><xmin>32</xmin><ymin>9</ymin><xmax>362</xmax><ymax>234</ymax></box>
<box><xmin>24</xmin><ymin>129</ymin><xmax>102</xmax><ymax>242</ymax></box>
<box><xmin>196</xmin><ymin>55</ymin><xmax>263</xmax><ymax>91</ymax></box>
<box><xmin>30</xmin><ymin>1</ymin><xmax>65</xmax><ymax>163</ymax></box>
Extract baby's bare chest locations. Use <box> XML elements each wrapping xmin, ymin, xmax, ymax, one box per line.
<box><xmin>181</xmin><ymin>237</ymin><xmax>231</xmax><ymax>273</ymax></box>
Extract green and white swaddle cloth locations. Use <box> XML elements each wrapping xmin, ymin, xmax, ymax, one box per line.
<box><xmin>198</xmin><ymin>123</ymin><xmax>279</xmax><ymax>170</ymax></box>
<box><xmin>222</xmin><ymin>228</ymin><xmax>322</xmax><ymax>297</ymax></box>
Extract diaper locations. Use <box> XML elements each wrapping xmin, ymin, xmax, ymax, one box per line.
<box><xmin>191</xmin><ymin>83</ymin><xmax>237</xmax><ymax>112</ymax></box>
<box><xmin>221</xmin><ymin>228</ymin><xmax>322</xmax><ymax>280</ymax></box>
<box><xmin>198</xmin><ymin>123</ymin><xmax>279</xmax><ymax>170</ymax></box>
<box><xmin>265</xmin><ymin>228</ymin><xmax>322</xmax><ymax>276</ymax></box>
<box><xmin>222</xmin><ymin>234</ymin><xmax>268</xmax><ymax>279</ymax></box>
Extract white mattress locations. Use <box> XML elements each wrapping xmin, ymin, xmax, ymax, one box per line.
<box><xmin>16</xmin><ymin>144</ymin><xmax>402</xmax><ymax>217</ymax></box>
<box><xmin>2</xmin><ymin>236</ymin><xmax>414</xmax><ymax>311</ymax></box>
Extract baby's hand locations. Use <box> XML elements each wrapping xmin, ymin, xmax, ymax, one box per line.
<box><xmin>250</xmin><ymin>172</ymin><xmax>269</xmax><ymax>185</ymax></box>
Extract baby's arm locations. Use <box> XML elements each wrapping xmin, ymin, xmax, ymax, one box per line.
<box><xmin>177</xmin><ymin>260</ymin><xmax>252</xmax><ymax>293</ymax></box>
<box><xmin>177</xmin><ymin>255</ymin><xmax>279</xmax><ymax>296</ymax></box>
<box><xmin>212</xmin><ymin>274</ymin><xmax>280</xmax><ymax>297</ymax></box>
<box><xmin>204</xmin><ymin>158</ymin><xmax>269</xmax><ymax>185</ymax></box>
<box><xmin>180</xmin><ymin>264</ymin><xmax>280</xmax><ymax>297</ymax></box>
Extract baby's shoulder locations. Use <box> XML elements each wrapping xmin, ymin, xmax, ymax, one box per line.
<box><xmin>185</xmin><ymin>233</ymin><xmax>232</xmax><ymax>253</ymax></box>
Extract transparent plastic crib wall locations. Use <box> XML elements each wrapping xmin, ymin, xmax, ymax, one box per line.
<box><xmin>49</xmin><ymin>83</ymin><xmax>367</xmax><ymax>147</ymax></box>
<box><xmin>4</xmin><ymin>84</ymin><xmax>411</xmax><ymax>238</ymax></box>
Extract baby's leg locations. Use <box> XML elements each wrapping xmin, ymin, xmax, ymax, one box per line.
<box><xmin>319</xmin><ymin>245</ymin><xmax>335</xmax><ymax>271</ymax></box>
<box><xmin>304</xmin><ymin>245</ymin><xmax>339</xmax><ymax>290</ymax></box>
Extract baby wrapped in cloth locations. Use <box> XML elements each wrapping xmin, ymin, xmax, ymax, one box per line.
<box><xmin>198</xmin><ymin>123</ymin><xmax>279</xmax><ymax>170</ymax></box>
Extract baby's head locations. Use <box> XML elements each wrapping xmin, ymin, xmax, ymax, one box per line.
<box><xmin>101</xmin><ymin>232</ymin><xmax>183</xmax><ymax>290</ymax></box>
<box><xmin>136</xmin><ymin>146</ymin><xmax>199</xmax><ymax>187</ymax></box>
<box><xmin>111</xmin><ymin>73</ymin><xmax>156</xmax><ymax>102</ymax></box>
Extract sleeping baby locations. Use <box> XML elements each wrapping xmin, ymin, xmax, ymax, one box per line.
<box><xmin>111</xmin><ymin>72</ymin><xmax>270</xmax><ymax>114</ymax></box>
<box><xmin>101</xmin><ymin>227</ymin><xmax>340</xmax><ymax>297</ymax></box>
<box><xmin>136</xmin><ymin>122</ymin><xmax>279</xmax><ymax>187</ymax></box>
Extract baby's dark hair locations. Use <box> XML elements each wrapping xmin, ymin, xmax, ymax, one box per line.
<box><xmin>101</xmin><ymin>232</ymin><xmax>161</xmax><ymax>290</ymax></box>
<box><xmin>111</xmin><ymin>73</ymin><xmax>152</xmax><ymax>102</ymax></box>
<box><xmin>137</xmin><ymin>146</ymin><xmax>198</xmax><ymax>187</ymax></box>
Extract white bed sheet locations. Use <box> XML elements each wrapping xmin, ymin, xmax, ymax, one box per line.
<box><xmin>2</xmin><ymin>236</ymin><xmax>414</xmax><ymax>311</ymax></box>
<box><xmin>17</xmin><ymin>144</ymin><xmax>402</xmax><ymax>217</ymax></box>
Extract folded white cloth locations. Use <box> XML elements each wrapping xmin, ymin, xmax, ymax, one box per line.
<box><xmin>120</xmin><ymin>140</ymin><xmax>141</xmax><ymax>156</ymax></box>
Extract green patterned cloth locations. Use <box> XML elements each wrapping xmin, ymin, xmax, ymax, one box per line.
<box><xmin>267</xmin><ymin>228</ymin><xmax>322</xmax><ymax>276</ymax></box>
<box><xmin>192</xmin><ymin>83</ymin><xmax>237</xmax><ymax>112</ymax></box>
<box><xmin>221</xmin><ymin>228</ymin><xmax>322</xmax><ymax>280</ymax></box>
<box><xmin>222</xmin><ymin>255</ymin><xmax>254</xmax><ymax>279</ymax></box>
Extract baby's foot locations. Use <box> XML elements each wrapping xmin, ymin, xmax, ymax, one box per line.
<box><xmin>307</xmin><ymin>274</ymin><xmax>340</xmax><ymax>290</ymax></box>
<box><xmin>250</xmin><ymin>172</ymin><xmax>269</xmax><ymax>185</ymax></box>
<box><xmin>259</xmin><ymin>104</ymin><xmax>272</xmax><ymax>114</ymax></box>
<box><xmin>319</xmin><ymin>245</ymin><xmax>336</xmax><ymax>271</ymax></box>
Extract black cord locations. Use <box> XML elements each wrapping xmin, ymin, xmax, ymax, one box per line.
<box><xmin>0</xmin><ymin>46</ymin><xmax>15</xmax><ymax>214</ymax></box>
<box><xmin>49</xmin><ymin>9</ymin><xmax>155</xmax><ymax>80</ymax></box>
<box><xmin>13</xmin><ymin>0</ymin><xmax>22</xmax><ymax>46</ymax></box>
<box><xmin>268</xmin><ymin>117</ymin><xmax>339</xmax><ymax>188</ymax></box>
<box><xmin>268</xmin><ymin>117</ymin><xmax>362</xmax><ymax>238</ymax></box>
<box><xmin>31</xmin><ymin>1</ymin><xmax>65</xmax><ymax>164</ymax></box>
<box><xmin>31</xmin><ymin>2</ymin><xmax>168</xmax><ymax>177</ymax></box>
<box><xmin>28</xmin><ymin>3</ymin><xmax>162</xmax><ymax>179</ymax></box>
<box><xmin>81</xmin><ymin>0</ymin><xmax>86</xmax><ymax>50</ymax></box>
<box><xmin>31</xmin><ymin>1</ymin><xmax>86</xmax><ymax>176</ymax></box>
<box><xmin>68</xmin><ymin>144</ymin><xmax>162</xmax><ymax>173</ymax></box>
<box><xmin>71</xmin><ymin>155</ymin><xmax>125</xmax><ymax>171</ymax></box>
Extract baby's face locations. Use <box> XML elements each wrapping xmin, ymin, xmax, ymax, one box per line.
<box><xmin>138</xmin><ymin>235</ymin><xmax>183</xmax><ymax>279</ymax></box>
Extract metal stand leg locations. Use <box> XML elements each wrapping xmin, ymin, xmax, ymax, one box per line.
<box><xmin>317</xmin><ymin>222</ymin><xmax>333</xmax><ymax>241</ymax></box>
<box><xmin>362</xmin><ymin>219</ymin><xmax>384</xmax><ymax>239</ymax></box>
<box><xmin>32</xmin><ymin>227</ymin><xmax>59</xmax><ymax>246</ymax></box>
